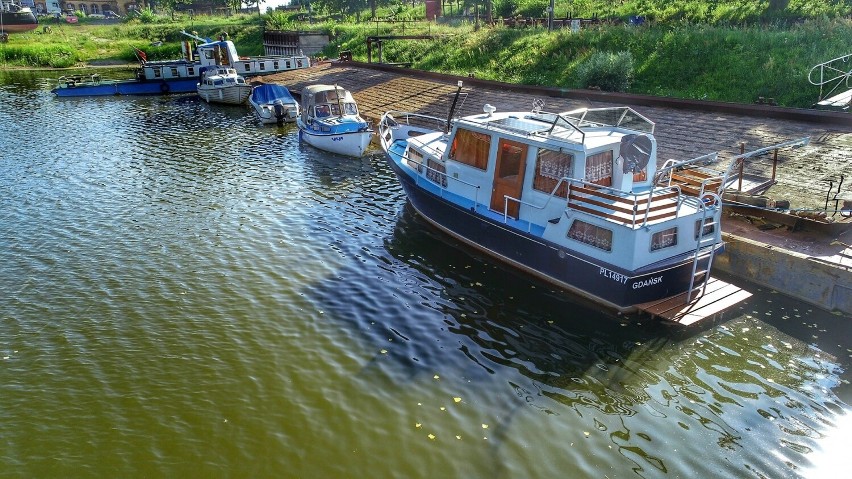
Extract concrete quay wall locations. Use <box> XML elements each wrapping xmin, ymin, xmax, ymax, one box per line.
<box><xmin>714</xmin><ymin>234</ymin><xmax>851</xmax><ymax>314</ymax></box>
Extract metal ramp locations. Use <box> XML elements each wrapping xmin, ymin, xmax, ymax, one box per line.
<box><xmin>809</xmin><ymin>53</ymin><xmax>852</xmax><ymax>110</ymax></box>
<box><xmin>817</xmin><ymin>89</ymin><xmax>852</xmax><ymax>109</ymax></box>
<box><xmin>636</xmin><ymin>277</ymin><xmax>752</xmax><ymax>325</ymax></box>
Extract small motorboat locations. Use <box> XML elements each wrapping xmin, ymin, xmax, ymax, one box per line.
<box><xmin>296</xmin><ymin>84</ymin><xmax>373</xmax><ymax>157</ymax></box>
<box><xmin>249</xmin><ymin>83</ymin><xmax>300</xmax><ymax>125</ymax></box>
<box><xmin>196</xmin><ymin>66</ymin><xmax>253</xmax><ymax>105</ymax></box>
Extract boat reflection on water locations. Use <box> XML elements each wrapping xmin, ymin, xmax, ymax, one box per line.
<box><xmin>307</xmin><ymin>202</ymin><xmax>849</xmax><ymax>477</ymax></box>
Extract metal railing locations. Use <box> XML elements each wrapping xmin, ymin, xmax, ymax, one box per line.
<box><xmin>564</xmin><ymin>178</ymin><xmax>685</xmax><ymax>228</ymax></box>
<box><xmin>808</xmin><ymin>53</ymin><xmax>852</xmax><ymax>105</ymax></box>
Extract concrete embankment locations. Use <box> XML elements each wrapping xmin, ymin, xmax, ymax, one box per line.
<box><xmin>263</xmin><ymin>62</ymin><xmax>852</xmax><ymax>315</ymax></box>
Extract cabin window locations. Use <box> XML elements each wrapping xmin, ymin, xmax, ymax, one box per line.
<box><xmin>407</xmin><ymin>148</ymin><xmax>425</xmax><ymax>173</ymax></box>
<box><xmin>426</xmin><ymin>158</ymin><xmax>448</xmax><ymax>187</ymax></box>
<box><xmin>449</xmin><ymin>128</ymin><xmax>490</xmax><ymax>170</ymax></box>
<box><xmin>152</xmin><ymin>68</ymin><xmax>161</xmax><ymax>78</ymax></box>
<box><xmin>259</xmin><ymin>63</ymin><xmax>266</xmax><ymax>71</ymax></box>
<box><xmin>694</xmin><ymin>220</ymin><xmax>715</xmax><ymax>239</ymax></box>
<box><xmin>533</xmin><ymin>149</ymin><xmax>573</xmax><ymax>197</ymax></box>
<box><xmin>567</xmin><ymin>220</ymin><xmax>613</xmax><ymax>251</ymax></box>
<box><xmin>315</xmin><ymin>105</ymin><xmax>331</xmax><ymax>118</ymax></box>
<box><xmin>188</xmin><ymin>67</ymin><xmax>195</xmax><ymax>75</ymax></box>
<box><xmin>651</xmin><ymin>227</ymin><xmax>678</xmax><ymax>251</ymax></box>
<box><xmin>286</xmin><ymin>61</ymin><xmax>292</xmax><ymax>69</ymax></box>
<box><xmin>274</xmin><ymin>61</ymin><xmax>279</xmax><ymax>69</ymax></box>
<box><xmin>585</xmin><ymin>150</ymin><xmax>613</xmax><ymax>187</ymax></box>
<box><xmin>170</xmin><ymin>67</ymin><xmax>179</xmax><ymax>77</ymax></box>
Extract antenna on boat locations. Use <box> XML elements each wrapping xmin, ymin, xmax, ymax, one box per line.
<box><xmin>334</xmin><ymin>84</ymin><xmax>343</xmax><ymax>117</ymax></box>
<box><xmin>446</xmin><ymin>81</ymin><xmax>463</xmax><ymax>133</ymax></box>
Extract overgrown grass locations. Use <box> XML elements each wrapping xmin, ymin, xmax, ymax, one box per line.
<box><xmin>1</xmin><ymin>7</ymin><xmax>850</xmax><ymax>108</ymax></box>
<box><xmin>0</xmin><ymin>13</ymin><xmax>266</xmax><ymax>66</ymax></box>
<box><xmin>325</xmin><ymin>16</ymin><xmax>851</xmax><ymax>108</ymax></box>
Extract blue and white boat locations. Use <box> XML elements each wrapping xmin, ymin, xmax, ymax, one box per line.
<box><xmin>52</xmin><ymin>32</ymin><xmax>310</xmax><ymax>97</ymax></box>
<box><xmin>249</xmin><ymin>83</ymin><xmax>300</xmax><ymax>125</ymax></box>
<box><xmin>379</xmin><ymin>94</ymin><xmax>733</xmax><ymax>312</ymax></box>
<box><xmin>296</xmin><ymin>84</ymin><xmax>373</xmax><ymax>157</ymax></box>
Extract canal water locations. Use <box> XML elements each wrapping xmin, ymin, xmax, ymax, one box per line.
<box><xmin>1</xmin><ymin>69</ymin><xmax>850</xmax><ymax>478</ymax></box>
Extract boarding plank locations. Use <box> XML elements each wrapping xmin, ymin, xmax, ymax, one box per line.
<box><xmin>636</xmin><ymin>277</ymin><xmax>751</xmax><ymax>324</ymax></box>
<box><xmin>675</xmin><ymin>288</ymin><xmax>753</xmax><ymax>325</ymax></box>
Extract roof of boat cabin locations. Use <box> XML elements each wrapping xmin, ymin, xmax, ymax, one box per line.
<box><xmin>301</xmin><ymin>85</ymin><xmax>356</xmax><ymax>104</ymax></box>
<box><xmin>457</xmin><ymin>109</ymin><xmax>653</xmax><ymax>152</ymax></box>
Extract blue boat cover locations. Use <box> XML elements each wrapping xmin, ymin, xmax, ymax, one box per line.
<box><xmin>252</xmin><ymin>84</ymin><xmax>296</xmax><ymax>104</ymax></box>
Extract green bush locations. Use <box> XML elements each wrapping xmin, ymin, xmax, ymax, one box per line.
<box><xmin>575</xmin><ymin>50</ymin><xmax>634</xmax><ymax>92</ymax></box>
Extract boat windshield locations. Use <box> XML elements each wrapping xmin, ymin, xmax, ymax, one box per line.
<box><xmin>329</xmin><ymin>102</ymin><xmax>358</xmax><ymax>116</ymax></box>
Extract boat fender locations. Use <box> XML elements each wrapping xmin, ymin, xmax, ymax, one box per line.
<box><xmin>160</xmin><ymin>82</ymin><xmax>170</xmax><ymax>93</ymax></box>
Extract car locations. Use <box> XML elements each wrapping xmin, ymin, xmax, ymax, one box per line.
<box><xmin>104</xmin><ymin>11</ymin><xmax>121</xmax><ymax>19</ymax></box>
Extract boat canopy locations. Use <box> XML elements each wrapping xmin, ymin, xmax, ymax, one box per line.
<box><xmin>252</xmin><ymin>84</ymin><xmax>296</xmax><ymax>105</ymax></box>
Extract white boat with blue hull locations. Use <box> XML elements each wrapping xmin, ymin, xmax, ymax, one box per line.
<box><xmin>296</xmin><ymin>84</ymin><xmax>373</xmax><ymax>157</ymax></box>
<box><xmin>379</xmin><ymin>96</ymin><xmax>734</xmax><ymax>313</ymax></box>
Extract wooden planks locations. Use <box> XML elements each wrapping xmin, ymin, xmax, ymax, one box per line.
<box><xmin>636</xmin><ymin>277</ymin><xmax>752</xmax><ymax>325</ymax></box>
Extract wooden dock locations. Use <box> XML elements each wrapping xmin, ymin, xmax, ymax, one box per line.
<box><xmin>635</xmin><ymin>277</ymin><xmax>752</xmax><ymax>325</ymax></box>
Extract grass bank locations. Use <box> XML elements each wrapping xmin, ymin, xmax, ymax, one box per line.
<box><xmin>1</xmin><ymin>10</ymin><xmax>849</xmax><ymax>108</ymax></box>
<box><xmin>328</xmin><ymin>18</ymin><xmax>851</xmax><ymax>108</ymax></box>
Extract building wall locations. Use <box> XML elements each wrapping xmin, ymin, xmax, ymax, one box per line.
<box><xmin>39</xmin><ymin>1</ymin><xmax>140</xmax><ymax>14</ymax></box>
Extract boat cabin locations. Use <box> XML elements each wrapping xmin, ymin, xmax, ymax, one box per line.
<box><xmin>299</xmin><ymin>84</ymin><xmax>361</xmax><ymax>125</ymax></box>
<box><xmin>196</xmin><ymin>41</ymin><xmax>308</xmax><ymax>76</ymax></box>
<box><xmin>199</xmin><ymin>67</ymin><xmax>247</xmax><ymax>86</ymax></box>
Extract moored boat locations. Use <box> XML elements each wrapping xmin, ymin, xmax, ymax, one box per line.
<box><xmin>249</xmin><ymin>83</ymin><xmax>300</xmax><ymax>125</ymax></box>
<box><xmin>0</xmin><ymin>0</ymin><xmax>37</xmax><ymax>34</ymax></box>
<box><xmin>296</xmin><ymin>84</ymin><xmax>373</xmax><ymax>157</ymax></box>
<box><xmin>378</xmin><ymin>95</ymin><xmax>737</xmax><ymax>313</ymax></box>
<box><xmin>51</xmin><ymin>32</ymin><xmax>310</xmax><ymax>97</ymax></box>
<box><xmin>196</xmin><ymin>66</ymin><xmax>252</xmax><ymax>105</ymax></box>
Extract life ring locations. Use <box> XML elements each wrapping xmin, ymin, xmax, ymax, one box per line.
<box><xmin>160</xmin><ymin>82</ymin><xmax>170</xmax><ymax>93</ymax></box>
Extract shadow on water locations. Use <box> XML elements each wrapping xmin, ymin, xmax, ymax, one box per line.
<box><xmin>302</xmin><ymin>195</ymin><xmax>850</xmax><ymax>477</ymax></box>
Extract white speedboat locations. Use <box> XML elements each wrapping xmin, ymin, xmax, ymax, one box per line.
<box><xmin>196</xmin><ymin>66</ymin><xmax>252</xmax><ymax>105</ymax></box>
<box><xmin>379</xmin><ymin>93</ymin><xmax>740</xmax><ymax>313</ymax></box>
<box><xmin>296</xmin><ymin>84</ymin><xmax>373</xmax><ymax>157</ymax></box>
<box><xmin>249</xmin><ymin>83</ymin><xmax>300</xmax><ymax>125</ymax></box>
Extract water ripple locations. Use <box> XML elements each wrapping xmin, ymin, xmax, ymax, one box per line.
<box><xmin>0</xmin><ymin>71</ymin><xmax>849</xmax><ymax>479</ymax></box>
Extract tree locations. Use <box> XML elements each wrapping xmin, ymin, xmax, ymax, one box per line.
<box><xmin>244</xmin><ymin>0</ymin><xmax>267</xmax><ymax>14</ymax></box>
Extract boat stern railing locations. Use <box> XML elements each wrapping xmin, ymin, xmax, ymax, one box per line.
<box><xmin>564</xmin><ymin>179</ymin><xmax>684</xmax><ymax>228</ymax></box>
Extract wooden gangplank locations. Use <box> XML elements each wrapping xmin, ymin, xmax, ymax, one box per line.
<box><xmin>636</xmin><ymin>277</ymin><xmax>752</xmax><ymax>325</ymax></box>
